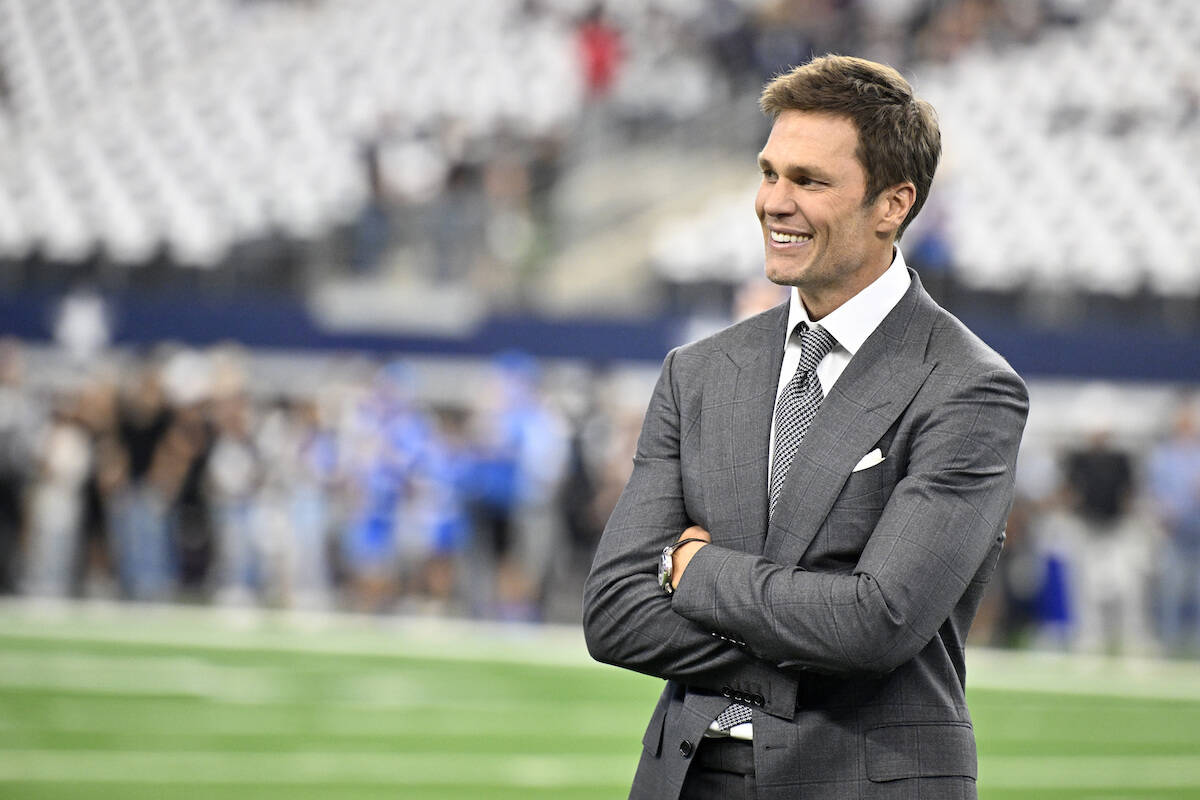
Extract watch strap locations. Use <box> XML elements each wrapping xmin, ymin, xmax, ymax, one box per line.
<box><xmin>666</xmin><ymin>537</ymin><xmax>708</xmax><ymax>556</ymax></box>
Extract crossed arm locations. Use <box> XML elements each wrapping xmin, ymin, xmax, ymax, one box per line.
<box><xmin>582</xmin><ymin>347</ymin><xmax>1028</xmax><ymax>711</ymax></box>
<box><xmin>582</xmin><ymin>349</ymin><xmax>802</xmax><ymax>717</ymax></box>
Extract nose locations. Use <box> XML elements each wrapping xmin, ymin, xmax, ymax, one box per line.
<box><xmin>759</xmin><ymin>179</ymin><xmax>797</xmax><ymax>219</ymax></box>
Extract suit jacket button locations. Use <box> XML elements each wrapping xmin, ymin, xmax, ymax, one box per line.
<box><xmin>679</xmin><ymin>740</ymin><xmax>694</xmax><ymax>758</ymax></box>
<box><xmin>752</xmin><ymin>694</ymin><xmax>765</xmax><ymax>707</ymax></box>
<box><xmin>720</xmin><ymin>686</ymin><xmax>733</xmax><ymax>698</ymax></box>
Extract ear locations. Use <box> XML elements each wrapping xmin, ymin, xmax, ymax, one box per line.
<box><xmin>875</xmin><ymin>182</ymin><xmax>916</xmax><ymax>236</ymax></box>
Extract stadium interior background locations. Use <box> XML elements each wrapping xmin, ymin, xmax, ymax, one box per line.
<box><xmin>2</xmin><ymin>0</ymin><xmax>1200</xmax><ymax>673</ymax></box>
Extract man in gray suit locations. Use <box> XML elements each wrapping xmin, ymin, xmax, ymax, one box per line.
<box><xmin>583</xmin><ymin>55</ymin><xmax>1028</xmax><ymax>799</ymax></box>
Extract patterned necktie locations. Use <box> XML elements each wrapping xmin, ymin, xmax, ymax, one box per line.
<box><xmin>768</xmin><ymin>322</ymin><xmax>837</xmax><ymax>520</ymax></box>
<box><xmin>713</xmin><ymin>322</ymin><xmax>836</xmax><ymax>734</ymax></box>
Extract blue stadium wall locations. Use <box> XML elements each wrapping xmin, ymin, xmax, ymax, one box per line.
<box><xmin>1</xmin><ymin>289</ymin><xmax>1197</xmax><ymax>382</ymax></box>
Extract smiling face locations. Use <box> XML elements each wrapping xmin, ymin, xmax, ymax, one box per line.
<box><xmin>755</xmin><ymin>110</ymin><xmax>910</xmax><ymax>319</ymax></box>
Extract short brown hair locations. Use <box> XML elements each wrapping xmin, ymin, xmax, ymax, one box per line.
<box><xmin>760</xmin><ymin>55</ymin><xmax>940</xmax><ymax>239</ymax></box>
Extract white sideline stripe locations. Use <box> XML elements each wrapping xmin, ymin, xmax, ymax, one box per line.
<box><xmin>0</xmin><ymin>651</ymin><xmax>289</xmax><ymax>703</ymax></box>
<box><xmin>979</xmin><ymin>756</ymin><xmax>1200</xmax><ymax>789</ymax></box>
<box><xmin>0</xmin><ymin>751</ymin><xmax>634</xmax><ymax>787</ymax></box>
<box><xmin>0</xmin><ymin>598</ymin><xmax>597</xmax><ymax>668</ymax></box>
<box><xmin>4</xmin><ymin>598</ymin><xmax>1200</xmax><ymax>700</ymax></box>
<box><xmin>22</xmin><ymin>713</ymin><xmax>637</xmax><ymax>739</ymax></box>
<box><xmin>0</xmin><ymin>650</ymin><xmax>641</xmax><ymax>724</ymax></box>
<box><xmin>967</xmin><ymin>647</ymin><xmax>1200</xmax><ymax>701</ymax></box>
<box><xmin>0</xmin><ymin>750</ymin><xmax>1198</xmax><ymax>790</ymax></box>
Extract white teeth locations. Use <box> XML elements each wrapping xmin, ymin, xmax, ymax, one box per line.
<box><xmin>770</xmin><ymin>230</ymin><xmax>812</xmax><ymax>243</ymax></box>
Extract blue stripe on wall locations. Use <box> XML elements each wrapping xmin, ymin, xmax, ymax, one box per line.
<box><xmin>2</xmin><ymin>290</ymin><xmax>1196</xmax><ymax>381</ymax></box>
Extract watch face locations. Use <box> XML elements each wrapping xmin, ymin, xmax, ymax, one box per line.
<box><xmin>659</xmin><ymin>547</ymin><xmax>672</xmax><ymax>592</ymax></box>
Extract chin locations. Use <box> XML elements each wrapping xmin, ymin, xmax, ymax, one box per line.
<box><xmin>764</xmin><ymin>261</ymin><xmax>806</xmax><ymax>287</ymax></box>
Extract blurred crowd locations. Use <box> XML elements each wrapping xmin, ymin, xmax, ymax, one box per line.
<box><xmin>0</xmin><ymin>339</ymin><xmax>643</xmax><ymax>622</ymax></box>
<box><xmin>985</xmin><ymin>398</ymin><xmax>1200</xmax><ymax>658</ymax></box>
<box><xmin>2</xmin><ymin>334</ymin><xmax>1199</xmax><ymax>660</ymax></box>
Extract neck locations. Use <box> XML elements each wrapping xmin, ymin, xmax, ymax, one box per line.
<box><xmin>799</xmin><ymin>247</ymin><xmax>894</xmax><ymax>321</ymax></box>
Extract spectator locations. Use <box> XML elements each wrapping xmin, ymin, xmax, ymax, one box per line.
<box><xmin>408</xmin><ymin>405</ymin><xmax>473</xmax><ymax>614</ymax></box>
<box><xmin>340</xmin><ymin>362</ymin><xmax>433</xmax><ymax>613</ymax></box>
<box><xmin>470</xmin><ymin>352</ymin><xmax>568</xmax><ymax>620</ymax></box>
<box><xmin>151</xmin><ymin>400</ymin><xmax>215</xmax><ymax>596</ymax></box>
<box><xmin>112</xmin><ymin>362</ymin><xmax>174</xmax><ymax>600</ymax></box>
<box><xmin>577</xmin><ymin>4</ymin><xmax>623</xmax><ymax>98</ymax></box>
<box><xmin>24</xmin><ymin>392</ymin><xmax>90</xmax><ymax>596</ymax></box>
<box><xmin>1065</xmin><ymin>424</ymin><xmax>1151</xmax><ymax>653</ymax></box>
<box><xmin>256</xmin><ymin>397</ymin><xmax>337</xmax><ymax>610</ymax></box>
<box><xmin>0</xmin><ymin>341</ymin><xmax>36</xmax><ymax>594</ymax></box>
<box><xmin>75</xmin><ymin>375</ymin><xmax>121</xmax><ymax>598</ymax></box>
<box><xmin>1148</xmin><ymin>401</ymin><xmax>1200</xmax><ymax>655</ymax></box>
<box><xmin>208</xmin><ymin>392</ymin><xmax>262</xmax><ymax>605</ymax></box>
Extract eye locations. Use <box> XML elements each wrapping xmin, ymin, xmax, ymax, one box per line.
<box><xmin>761</xmin><ymin>168</ymin><xmax>777</xmax><ymax>182</ymax></box>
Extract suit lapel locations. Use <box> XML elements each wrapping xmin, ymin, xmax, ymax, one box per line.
<box><xmin>703</xmin><ymin>302</ymin><xmax>788</xmax><ymax>556</ymax></box>
<box><xmin>763</xmin><ymin>273</ymin><xmax>940</xmax><ymax>567</ymax></box>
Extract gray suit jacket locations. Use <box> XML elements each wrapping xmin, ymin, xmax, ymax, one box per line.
<box><xmin>583</xmin><ymin>272</ymin><xmax>1028</xmax><ymax>800</ymax></box>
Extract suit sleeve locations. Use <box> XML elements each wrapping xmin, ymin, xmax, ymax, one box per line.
<box><xmin>582</xmin><ymin>348</ymin><xmax>799</xmax><ymax>718</ymax></box>
<box><xmin>671</xmin><ymin>365</ymin><xmax>1028</xmax><ymax>675</ymax></box>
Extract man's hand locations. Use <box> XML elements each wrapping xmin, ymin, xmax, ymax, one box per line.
<box><xmin>671</xmin><ymin>525</ymin><xmax>711</xmax><ymax>590</ymax></box>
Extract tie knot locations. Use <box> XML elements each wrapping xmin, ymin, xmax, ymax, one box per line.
<box><xmin>796</xmin><ymin>323</ymin><xmax>837</xmax><ymax>373</ymax></box>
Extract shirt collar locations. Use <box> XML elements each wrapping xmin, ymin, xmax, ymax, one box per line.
<box><xmin>785</xmin><ymin>247</ymin><xmax>912</xmax><ymax>355</ymax></box>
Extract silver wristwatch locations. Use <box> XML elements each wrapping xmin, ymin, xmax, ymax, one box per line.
<box><xmin>658</xmin><ymin>538</ymin><xmax>707</xmax><ymax>595</ymax></box>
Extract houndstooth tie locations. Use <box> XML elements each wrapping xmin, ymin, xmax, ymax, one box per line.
<box><xmin>768</xmin><ymin>322</ymin><xmax>837</xmax><ymax>520</ymax></box>
<box><xmin>714</xmin><ymin>322</ymin><xmax>836</xmax><ymax>733</ymax></box>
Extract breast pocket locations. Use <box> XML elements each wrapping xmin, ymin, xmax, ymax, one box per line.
<box><xmin>836</xmin><ymin>459</ymin><xmax>893</xmax><ymax>510</ymax></box>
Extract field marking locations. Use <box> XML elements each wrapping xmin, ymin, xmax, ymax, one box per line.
<box><xmin>0</xmin><ymin>750</ymin><xmax>634</xmax><ymax>787</ymax></box>
<box><xmin>0</xmin><ymin>649</ymin><xmax>646</xmax><ymax>728</ymax></box>
<box><xmin>967</xmin><ymin>647</ymin><xmax>1200</xmax><ymax>701</ymax></box>
<box><xmin>0</xmin><ymin>749</ymin><xmax>1197</xmax><ymax>791</ymax></box>
<box><xmin>979</xmin><ymin>755</ymin><xmax>1200</xmax><ymax>789</ymax></box>
<box><xmin>6</xmin><ymin>711</ymin><xmax>638</xmax><ymax>740</ymax></box>
<box><xmin>0</xmin><ymin>650</ymin><xmax>290</xmax><ymax>703</ymax></box>
<box><xmin>0</xmin><ymin>598</ymin><xmax>596</xmax><ymax>669</ymax></box>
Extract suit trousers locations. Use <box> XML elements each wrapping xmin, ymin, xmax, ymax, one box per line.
<box><xmin>680</xmin><ymin>738</ymin><xmax>756</xmax><ymax>800</ymax></box>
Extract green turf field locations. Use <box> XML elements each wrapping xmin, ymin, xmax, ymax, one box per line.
<box><xmin>2</xmin><ymin>601</ymin><xmax>1200</xmax><ymax>799</ymax></box>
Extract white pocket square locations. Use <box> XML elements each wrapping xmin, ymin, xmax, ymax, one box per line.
<box><xmin>852</xmin><ymin>448</ymin><xmax>885</xmax><ymax>472</ymax></box>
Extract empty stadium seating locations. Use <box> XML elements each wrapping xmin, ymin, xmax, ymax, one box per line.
<box><xmin>0</xmin><ymin>0</ymin><xmax>583</xmax><ymax>266</ymax></box>
<box><xmin>0</xmin><ymin>0</ymin><xmax>1196</xmax><ymax>298</ymax></box>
